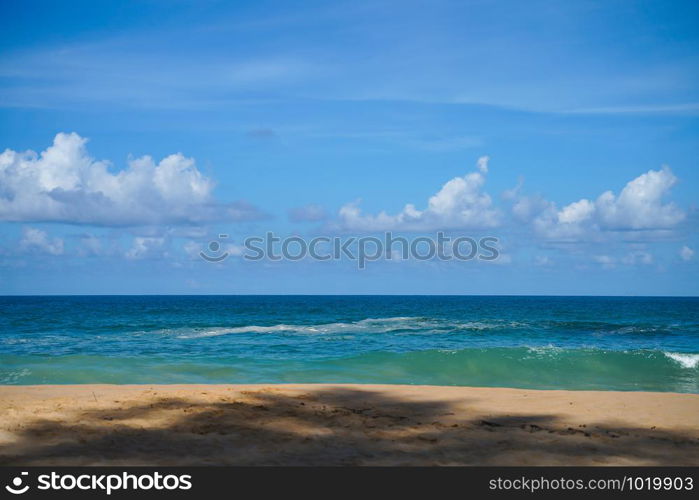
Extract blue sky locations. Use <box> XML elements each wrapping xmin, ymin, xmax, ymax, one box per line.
<box><xmin>0</xmin><ymin>0</ymin><xmax>697</xmax><ymax>295</ymax></box>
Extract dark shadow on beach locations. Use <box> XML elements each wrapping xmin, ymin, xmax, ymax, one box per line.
<box><xmin>1</xmin><ymin>387</ymin><xmax>698</xmax><ymax>465</ymax></box>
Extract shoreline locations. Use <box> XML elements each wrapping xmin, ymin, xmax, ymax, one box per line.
<box><xmin>2</xmin><ymin>382</ymin><xmax>698</xmax><ymax>392</ymax></box>
<box><xmin>2</xmin><ymin>384</ymin><xmax>698</xmax><ymax>465</ymax></box>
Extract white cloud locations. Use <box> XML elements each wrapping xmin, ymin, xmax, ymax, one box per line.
<box><xmin>680</xmin><ymin>245</ymin><xmax>695</xmax><ymax>261</ymax></box>
<box><xmin>476</xmin><ymin>156</ymin><xmax>489</xmax><ymax>174</ymax></box>
<box><xmin>557</xmin><ymin>199</ymin><xmax>595</xmax><ymax>224</ymax></box>
<box><xmin>534</xmin><ymin>255</ymin><xmax>553</xmax><ymax>267</ymax></box>
<box><xmin>489</xmin><ymin>253</ymin><xmax>512</xmax><ymax>265</ymax></box>
<box><xmin>183</xmin><ymin>241</ymin><xmax>203</xmax><ymax>260</ymax></box>
<box><xmin>502</xmin><ymin>176</ymin><xmax>523</xmax><ymax>201</ymax></box>
<box><xmin>288</xmin><ymin>203</ymin><xmax>327</xmax><ymax>222</ymax></box>
<box><xmin>79</xmin><ymin>234</ymin><xmax>103</xmax><ymax>256</ymax></box>
<box><xmin>19</xmin><ymin>227</ymin><xmax>64</xmax><ymax>255</ymax></box>
<box><xmin>337</xmin><ymin>156</ymin><xmax>499</xmax><ymax>231</ymax></box>
<box><xmin>225</xmin><ymin>243</ymin><xmax>245</xmax><ymax>257</ymax></box>
<box><xmin>621</xmin><ymin>251</ymin><xmax>653</xmax><ymax>265</ymax></box>
<box><xmin>183</xmin><ymin>239</ymin><xmax>245</xmax><ymax>261</ymax></box>
<box><xmin>125</xmin><ymin>237</ymin><xmax>167</xmax><ymax>260</ymax></box>
<box><xmin>525</xmin><ymin>166</ymin><xmax>684</xmax><ymax>240</ymax></box>
<box><xmin>511</xmin><ymin>194</ymin><xmax>549</xmax><ymax>223</ymax></box>
<box><xmin>593</xmin><ymin>255</ymin><xmax>616</xmax><ymax>268</ymax></box>
<box><xmin>595</xmin><ymin>167</ymin><xmax>684</xmax><ymax>230</ymax></box>
<box><xmin>0</xmin><ymin>133</ymin><xmax>264</xmax><ymax>226</ymax></box>
<box><xmin>593</xmin><ymin>251</ymin><xmax>653</xmax><ymax>268</ymax></box>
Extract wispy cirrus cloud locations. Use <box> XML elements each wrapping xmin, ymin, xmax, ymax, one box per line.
<box><xmin>2</xmin><ymin>1</ymin><xmax>697</xmax><ymax>115</ymax></box>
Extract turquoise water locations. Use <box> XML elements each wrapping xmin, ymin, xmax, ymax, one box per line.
<box><xmin>1</xmin><ymin>295</ymin><xmax>698</xmax><ymax>392</ymax></box>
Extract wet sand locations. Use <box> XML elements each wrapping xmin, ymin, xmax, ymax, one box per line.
<box><xmin>1</xmin><ymin>384</ymin><xmax>697</xmax><ymax>465</ymax></box>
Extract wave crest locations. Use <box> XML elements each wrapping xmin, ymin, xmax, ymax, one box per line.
<box><xmin>664</xmin><ymin>352</ymin><xmax>699</xmax><ymax>369</ymax></box>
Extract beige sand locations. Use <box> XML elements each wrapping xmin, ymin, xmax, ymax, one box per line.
<box><xmin>1</xmin><ymin>384</ymin><xmax>697</xmax><ymax>465</ymax></box>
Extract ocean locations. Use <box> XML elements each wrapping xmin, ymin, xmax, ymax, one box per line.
<box><xmin>1</xmin><ymin>295</ymin><xmax>698</xmax><ymax>392</ymax></box>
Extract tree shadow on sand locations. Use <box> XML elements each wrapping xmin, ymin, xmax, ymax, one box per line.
<box><xmin>1</xmin><ymin>387</ymin><xmax>697</xmax><ymax>465</ymax></box>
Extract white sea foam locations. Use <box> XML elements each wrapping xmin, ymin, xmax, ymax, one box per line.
<box><xmin>167</xmin><ymin>317</ymin><xmax>428</xmax><ymax>339</ymax></box>
<box><xmin>524</xmin><ymin>345</ymin><xmax>566</xmax><ymax>360</ymax></box>
<box><xmin>455</xmin><ymin>320</ymin><xmax>526</xmax><ymax>330</ymax></box>
<box><xmin>150</xmin><ymin>316</ymin><xmax>539</xmax><ymax>339</ymax></box>
<box><xmin>664</xmin><ymin>352</ymin><xmax>699</xmax><ymax>369</ymax></box>
<box><xmin>0</xmin><ymin>368</ymin><xmax>30</xmax><ymax>384</ymax></box>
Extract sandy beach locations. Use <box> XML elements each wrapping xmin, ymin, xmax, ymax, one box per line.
<box><xmin>0</xmin><ymin>384</ymin><xmax>697</xmax><ymax>466</ymax></box>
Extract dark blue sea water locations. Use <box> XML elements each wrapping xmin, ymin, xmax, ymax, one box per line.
<box><xmin>1</xmin><ymin>296</ymin><xmax>698</xmax><ymax>392</ymax></box>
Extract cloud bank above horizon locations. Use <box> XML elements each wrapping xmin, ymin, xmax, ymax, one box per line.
<box><xmin>0</xmin><ymin>133</ymin><xmax>689</xmax><ymax>242</ymax></box>
<box><xmin>0</xmin><ymin>132</ymin><xmax>693</xmax><ymax>274</ymax></box>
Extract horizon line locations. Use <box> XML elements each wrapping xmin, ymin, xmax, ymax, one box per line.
<box><xmin>1</xmin><ymin>293</ymin><xmax>697</xmax><ymax>298</ymax></box>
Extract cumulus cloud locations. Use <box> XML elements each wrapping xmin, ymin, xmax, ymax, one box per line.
<box><xmin>336</xmin><ymin>156</ymin><xmax>500</xmax><ymax>231</ymax></box>
<box><xmin>19</xmin><ymin>227</ymin><xmax>64</xmax><ymax>255</ymax></box>
<box><xmin>518</xmin><ymin>166</ymin><xmax>685</xmax><ymax>240</ymax></box>
<box><xmin>595</xmin><ymin>167</ymin><xmax>684</xmax><ymax>229</ymax></box>
<box><xmin>0</xmin><ymin>133</ymin><xmax>265</xmax><ymax>226</ymax></box>
<box><xmin>680</xmin><ymin>245</ymin><xmax>695</xmax><ymax>261</ymax></box>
